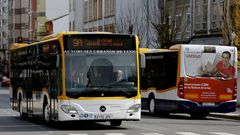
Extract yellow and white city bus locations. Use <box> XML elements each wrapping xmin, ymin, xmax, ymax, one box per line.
<box><xmin>9</xmin><ymin>32</ymin><xmax>141</xmax><ymax>126</ymax></box>
<box><xmin>140</xmin><ymin>45</ymin><xmax>237</xmax><ymax>118</ymax></box>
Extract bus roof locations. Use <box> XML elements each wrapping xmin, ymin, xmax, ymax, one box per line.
<box><xmin>10</xmin><ymin>43</ymin><xmax>29</xmax><ymax>50</ymax></box>
<box><xmin>139</xmin><ymin>48</ymin><xmax>178</xmax><ymax>53</ymax></box>
<box><xmin>10</xmin><ymin>31</ymin><xmax>137</xmax><ymax>51</ymax></box>
<box><xmin>40</xmin><ymin>31</ymin><xmax>113</xmax><ymax>41</ymax></box>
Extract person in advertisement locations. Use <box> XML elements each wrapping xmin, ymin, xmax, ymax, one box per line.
<box><xmin>211</xmin><ymin>51</ymin><xmax>235</xmax><ymax>78</ymax></box>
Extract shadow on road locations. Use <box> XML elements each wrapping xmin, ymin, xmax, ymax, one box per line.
<box><xmin>141</xmin><ymin>112</ymin><xmax>221</xmax><ymax>121</ymax></box>
<box><xmin>0</xmin><ymin>115</ymin><xmax>127</xmax><ymax>132</ymax></box>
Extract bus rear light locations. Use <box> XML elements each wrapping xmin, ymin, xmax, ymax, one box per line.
<box><xmin>233</xmin><ymin>83</ymin><xmax>237</xmax><ymax>100</ymax></box>
<box><xmin>178</xmin><ymin>81</ymin><xmax>184</xmax><ymax>98</ymax></box>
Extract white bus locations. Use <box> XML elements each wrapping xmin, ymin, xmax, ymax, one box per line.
<box><xmin>140</xmin><ymin>44</ymin><xmax>238</xmax><ymax>118</ymax></box>
<box><xmin>9</xmin><ymin>32</ymin><xmax>141</xmax><ymax>126</ymax></box>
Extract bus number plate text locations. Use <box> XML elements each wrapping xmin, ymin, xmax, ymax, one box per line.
<box><xmin>202</xmin><ymin>102</ymin><xmax>215</xmax><ymax>106</ymax></box>
<box><xmin>94</xmin><ymin>114</ymin><xmax>112</xmax><ymax>119</ymax></box>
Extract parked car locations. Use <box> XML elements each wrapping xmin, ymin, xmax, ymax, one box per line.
<box><xmin>1</xmin><ymin>76</ymin><xmax>10</xmax><ymax>87</ymax></box>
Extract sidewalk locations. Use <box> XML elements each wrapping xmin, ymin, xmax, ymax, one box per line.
<box><xmin>209</xmin><ymin>107</ymin><xmax>240</xmax><ymax>120</ymax></box>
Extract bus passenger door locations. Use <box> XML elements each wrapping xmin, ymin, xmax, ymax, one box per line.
<box><xmin>49</xmin><ymin>54</ymin><xmax>60</xmax><ymax>121</ymax></box>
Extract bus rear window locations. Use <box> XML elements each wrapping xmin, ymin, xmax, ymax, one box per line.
<box><xmin>184</xmin><ymin>51</ymin><xmax>236</xmax><ymax>78</ymax></box>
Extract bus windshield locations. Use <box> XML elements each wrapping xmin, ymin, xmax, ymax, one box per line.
<box><xmin>184</xmin><ymin>51</ymin><xmax>236</xmax><ymax>78</ymax></box>
<box><xmin>65</xmin><ymin>50</ymin><xmax>137</xmax><ymax>98</ymax></box>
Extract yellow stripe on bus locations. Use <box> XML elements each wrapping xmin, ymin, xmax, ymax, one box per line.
<box><xmin>184</xmin><ymin>94</ymin><xmax>198</xmax><ymax>99</ymax></box>
<box><xmin>142</xmin><ymin>86</ymin><xmax>177</xmax><ymax>93</ymax></box>
<box><xmin>219</xmin><ymin>95</ymin><xmax>232</xmax><ymax>100</ymax></box>
<box><xmin>58</xmin><ymin>96</ymin><xmax>141</xmax><ymax>100</ymax></box>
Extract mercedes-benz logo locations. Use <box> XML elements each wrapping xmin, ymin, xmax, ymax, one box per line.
<box><xmin>99</xmin><ymin>105</ymin><xmax>106</xmax><ymax>112</ymax></box>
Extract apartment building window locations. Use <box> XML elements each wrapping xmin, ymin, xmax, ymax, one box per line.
<box><xmin>109</xmin><ymin>0</ymin><xmax>115</xmax><ymax>16</ymax></box>
<box><xmin>93</xmin><ymin>27</ymin><xmax>97</xmax><ymax>31</ymax></box>
<box><xmin>99</xmin><ymin>26</ymin><xmax>103</xmax><ymax>31</ymax></box>
<box><xmin>202</xmin><ymin>1</ymin><xmax>207</xmax><ymax>30</ymax></box>
<box><xmin>175</xmin><ymin>14</ymin><xmax>182</xmax><ymax>29</ymax></box>
<box><xmin>84</xmin><ymin>1</ymin><xmax>88</xmax><ymax>22</ymax></box>
<box><xmin>104</xmin><ymin>0</ymin><xmax>108</xmax><ymax>16</ymax></box>
<box><xmin>69</xmin><ymin>23</ymin><xmax>71</xmax><ymax>31</ymax></box>
<box><xmin>202</xmin><ymin>23</ymin><xmax>207</xmax><ymax>30</ymax></box>
<box><xmin>73</xmin><ymin>21</ymin><xmax>75</xmax><ymax>30</ymax></box>
<box><xmin>211</xmin><ymin>22</ymin><xmax>216</xmax><ymax>29</ymax></box>
<box><xmin>212</xmin><ymin>2</ymin><xmax>217</xmax><ymax>21</ymax></box>
<box><xmin>211</xmin><ymin>1</ymin><xmax>217</xmax><ymax>29</ymax></box>
<box><xmin>195</xmin><ymin>24</ymin><xmax>200</xmax><ymax>30</ymax></box>
<box><xmin>211</xmin><ymin>0</ymin><xmax>223</xmax><ymax>29</ymax></box>
<box><xmin>175</xmin><ymin>7</ymin><xmax>182</xmax><ymax>29</ymax></box>
<box><xmin>104</xmin><ymin>24</ymin><xmax>114</xmax><ymax>33</ymax></box>
<box><xmin>92</xmin><ymin>0</ymin><xmax>103</xmax><ymax>20</ymax></box>
<box><xmin>175</xmin><ymin>32</ymin><xmax>181</xmax><ymax>40</ymax></box>
<box><xmin>93</xmin><ymin>0</ymin><xmax>97</xmax><ymax>20</ymax></box>
<box><xmin>186</xmin><ymin>7</ymin><xmax>191</xmax><ymax>32</ymax></box>
<box><xmin>89</xmin><ymin>0</ymin><xmax>93</xmax><ymax>21</ymax></box>
<box><xmin>98</xmin><ymin>0</ymin><xmax>102</xmax><ymax>19</ymax></box>
<box><xmin>195</xmin><ymin>0</ymin><xmax>200</xmax><ymax>30</ymax></box>
<box><xmin>105</xmin><ymin>0</ymin><xmax>115</xmax><ymax>17</ymax></box>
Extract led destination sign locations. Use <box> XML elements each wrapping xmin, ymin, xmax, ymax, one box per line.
<box><xmin>64</xmin><ymin>34</ymin><xmax>136</xmax><ymax>50</ymax></box>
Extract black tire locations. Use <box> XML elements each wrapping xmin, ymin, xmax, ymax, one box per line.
<box><xmin>110</xmin><ymin>120</ymin><xmax>122</xmax><ymax>126</ymax></box>
<box><xmin>19</xmin><ymin>98</ymin><xmax>27</xmax><ymax>120</ymax></box>
<box><xmin>148</xmin><ymin>96</ymin><xmax>156</xmax><ymax>115</ymax></box>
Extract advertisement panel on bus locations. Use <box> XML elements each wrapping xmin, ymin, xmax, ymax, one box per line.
<box><xmin>179</xmin><ymin>45</ymin><xmax>237</xmax><ymax>105</ymax></box>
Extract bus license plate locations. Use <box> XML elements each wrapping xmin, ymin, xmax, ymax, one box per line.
<box><xmin>94</xmin><ymin>114</ymin><xmax>112</xmax><ymax>119</ymax></box>
<box><xmin>202</xmin><ymin>102</ymin><xmax>215</xmax><ymax>106</ymax></box>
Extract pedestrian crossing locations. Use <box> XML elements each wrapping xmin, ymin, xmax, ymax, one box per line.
<box><xmin>68</xmin><ymin>133</ymin><xmax>237</xmax><ymax>135</ymax></box>
<box><xmin>0</xmin><ymin>108</ymin><xmax>238</xmax><ymax>135</ymax></box>
<box><xmin>0</xmin><ymin>131</ymin><xmax>238</xmax><ymax>135</ymax></box>
<box><xmin>9</xmin><ymin>132</ymin><xmax>235</xmax><ymax>135</ymax></box>
<box><xmin>0</xmin><ymin>108</ymin><xmax>19</xmax><ymax>116</ymax></box>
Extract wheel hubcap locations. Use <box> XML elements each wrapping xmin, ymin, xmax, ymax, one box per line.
<box><xmin>20</xmin><ymin>101</ymin><xmax>23</xmax><ymax>116</ymax></box>
<box><xmin>149</xmin><ymin>99</ymin><xmax>155</xmax><ymax>113</ymax></box>
<box><xmin>44</xmin><ymin>105</ymin><xmax>50</xmax><ymax>122</ymax></box>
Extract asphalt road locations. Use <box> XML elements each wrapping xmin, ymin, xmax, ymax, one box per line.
<box><xmin>0</xmin><ymin>87</ymin><xmax>240</xmax><ymax>135</ymax></box>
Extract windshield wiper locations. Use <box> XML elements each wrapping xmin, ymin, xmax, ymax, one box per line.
<box><xmin>85</xmin><ymin>86</ymin><xmax>136</xmax><ymax>98</ymax></box>
<box><xmin>120</xmin><ymin>90</ymin><xmax>134</xmax><ymax>98</ymax></box>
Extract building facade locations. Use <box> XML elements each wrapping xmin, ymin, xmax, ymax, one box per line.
<box><xmin>81</xmin><ymin>0</ymin><xmax>115</xmax><ymax>32</ymax></box>
<box><xmin>73</xmin><ymin>0</ymin><xmax>152</xmax><ymax>47</ymax></box>
<box><xmin>190</xmin><ymin>0</ymin><xmax>225</xmax><ymax>45</ymax></box>
<box><xmin>0</xmin><ymin>0</ymin><xmax>9</xmax><ymax>77</ymax></box>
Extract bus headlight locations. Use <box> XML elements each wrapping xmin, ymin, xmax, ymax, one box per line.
<box><xmin>127</xmin><ymin>104</ymin><xmax>141</xmax><ymax>113</ymax></box>
<box><xmin>61</xmin><ymin>105</ymin><xmax>78</xmax><ymax>114</ymax></box>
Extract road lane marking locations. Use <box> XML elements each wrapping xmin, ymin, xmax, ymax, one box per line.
<box><xmin>0</xmin><ymin>124</ymin><xmax>46</xmax><ymax>128</ymax></box>
<box><xmin>105</xmin><ymin>133</ymin><xmax>126</xmax><ymax>135</ymax></box>
<box><xmin>125</xmin><ymin>124</ymin><xmax>161</xmax><ymax>132</ymax></box>
<box><xmin>176</xmin><ymin>132</ymin><xmax>202</xmax><ymax>135</ymax></box>
<box><xmin>140</xmin><ymin>133</ymin><xmax>164</xmax><ymax>135</ymax></box>
<box><xmin>209</xmin><ymin>132</ymin><xmax>236</xmax><ymax>135</ymax></box>
<box><xmin>68</xmin><ymin>134</ymin><xmax>88</xmax><ymax>135</ymax></box>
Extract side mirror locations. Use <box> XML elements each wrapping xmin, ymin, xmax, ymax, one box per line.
<box><xmin>140</xmin><ymin>53</ymin><xmax>146</xmax><ymax>68</ymax></box>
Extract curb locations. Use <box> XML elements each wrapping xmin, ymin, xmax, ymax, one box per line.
<box><xmin>209</xmin><ymin>113</ymin><xmax>240</xmax><ymax>120</ymax></box>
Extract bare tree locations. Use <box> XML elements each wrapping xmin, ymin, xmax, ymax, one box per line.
<box><xmin>216</xmin><ymin>0</ymin><xmax>239</xmax><ymax>46</ymax></box>
<box><xmin>218</xmin><ymin>0</ymin><xmax>234</xmax><ymax>45</ymax></box>
<box><xmin>143</xmin><ymin>0</ymin><xmax>188</xmax><ymax>49</ymax></box>
<box><xmin>115</xmin><ymin>1</ymin><xmax>146</xmax><ymax>47</ymax></box>
<box><xmin>230</xmin><ymin>0</ymin><xmax>240</xmax><ymax>47</ymax></box>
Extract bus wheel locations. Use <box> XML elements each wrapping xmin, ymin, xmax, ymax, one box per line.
<box><xmin>190</xmin><ymin>112</ymin><xmax>209</xmax><ymax>118</ymax></box>
<box><xmin>148</xmin><ymin>97</ymin><xmax>156</xmax><ymax>115</ymax></box>
<box><xmin>19</xmin><ymin>98</ymin><xmax>27</xmax><ymax>119</ymax></box>
<box><xmin>110</xmin><ymin>120</ymin><xmax>122</xmax><ymax>126</ymax></box>
<box><xmin>43</xmin><ymin>103</ymin><xmax>51</xmax><ymax>123</ymax></box>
